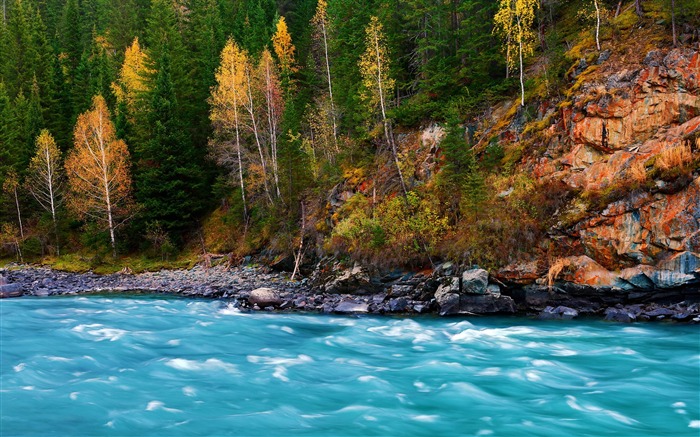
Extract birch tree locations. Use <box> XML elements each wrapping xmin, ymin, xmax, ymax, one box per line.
<box><xmin>359</xmin><ymin>16</ymin><xmax>407</xmax><ymax>196</ymax></box>
<box><xmin>257</xmin><ymin>48</ymin><xmax>283</xmax><ymax>199</ymax></box>
<box><xmin>494</xmin><ymin>0</ymin><xmax>538</xmax><ymax>106</ymax></box>
<box><xmin>209</xmin><ymin>38</ymin><xmax>249</xmax><ymax>220</ymax></box>
<box><xmin>242</xmin><ymin>53</ymin><xmax>273</xmax><ymax>203</ymax></box>
<box><xmin>311</xmin><ymin>0</ymin><xmax>338</xmax><ymax>146</ymax></box>
<box><xmin>271</xmin><ymin>16</ymin><xmax>296</xmax><ymax>89</ymax></box>
<box><xmin>65</xmin><ymin>95</ymin><xmax>133</xmax><ymax>256</ymax></box>
<box><xmin>26</xmin><ymin>129</ymin><xmax>63</xmax><ymax>254</ymax></box>
<box><xmin>2</xmin><ymin>170</ymin><xmax>23</xmax><ymax>239</ymax></box>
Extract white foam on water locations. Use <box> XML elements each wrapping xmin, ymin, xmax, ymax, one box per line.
<box><xmin>183</xmin><ymin>386</ymin><xmax>196</xmax><ymax>397</ymax></box>
<box><xmin>358</xmin><ymin>375</ymin><xmax>379</xmax><ymax>383</ymax></box>
<box><xmin>196</xmin><ymin>321</ymin><xmax>213</xmax><ymax>327</ymax></box>
<box><xmin>525</xmin><ymin>371</ymin><xmax>542</xmax><ymax>382</ymax></box>
<box><xmin>566</xmin><ymin>395</ymin><xmax>637</xmax><ymax>425</ymax></box>
<box><xmin>411</xmin><ymin>415</ymin><xmax>438</xmax><ymax>422</ymax></box>
<box><xmin>689</xmin><ymin>420</ymin><xmax>700</xmax><ymax>428</ymax></box>
<box><xmin>522</xmin><ymin>420</ymin><xmax>534</xmax><ymax>426</ymax></box>
<box><xmin>247</xmin><ymin>354</ymin><xmax>313</xmax><ymax>366</ymax></box>
<box><xmin>13</xmin><ymin>363</ymin><xmax>25</xmax><ymax>372</ymax></box>
<box><xmin>70</xmin><ymin>392</ymin><xmax>79</xmax><ymax>400</ymax></box>
<box><xmin>165</xmin><ymin>358</ymin><xmax>239</xmax><ymax>374</ymax></box>
<box><xmin>72</xmin><ymin>323</ymin><xmax>103</xmax><ymax>333</ymax></box>
<box><xmin>363</xmin><ymin>415</ymin><xmax>378</xmax><ymax>421</ymax></box>
<box><xmin>273</xmin><ymin>366</ymin><xmax>289</xmax><ymax>382</ymax></box>
<box><xmin>218</xmin><ymin>304</ymin><xmax>244</xmax><ymax>316</ymax></box>
<box><xmin>673</xmin><ymin>402</ymin><xmax>686</xmax><ymax>408</ymax></box>
<box><xmin>45</xmin><ymin>356</ymin><xmax>72</xmax><ymax>362</ymax></box>
<box><xmin>336</xmin><ymin>405</ymin><xmax>371</xmax><ymax>413</ymax></box>
<box><xmin>676</xmin><ymin>409</ymin><xmax>687</xmax><ymax>415</ymax></box>
<box><xmin>22</xmin><ymin>386</ymin><xmax>35</xmax><ymax>391</ymax></box>
<box><xmin>476</xmin><ymin>430</ymin><xmax>494</xmax><ymax>436</ymax></box>
<box><xmin>476</xmin><ymin>367</ymin><xmax>501</xmax><ymax>376</ymax></box>
<box><xmin>531</xmin><ymin>359</ymin><xmax>554</xmax><ymax>367</ymax></box>
<box><xmin>105</xmin><ymin>421</ymin><xmax>114</xmax><ymax>428</ymax></box>
<box><xmin>167</xmin><ymin>339</ymin><xmax>181</xmax><ymax>346</ymax></box>
<box><xmin>146</xmin><ymin>400</ymin><xmax>182</xmax><ymax>413</ymax></box>
<box><xmin>281</xmin><ymin>326</ymin><xmax>294</xmax><ymax>334</ymax></box>
<box><xmin>414</xmin><ymin>381</ymin><xmax>430</xmax><ymax>392</ymax></box>
<box><xmin>551</xmin><ymin>349</ymin><xmax>578</xmax><ymax>357</ymax></box>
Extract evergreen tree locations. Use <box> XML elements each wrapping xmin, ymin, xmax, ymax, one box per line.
<box><xmin>135</xmin><ymin>50</ymin><xmax>208</xmax><ymax>239</ymax></box>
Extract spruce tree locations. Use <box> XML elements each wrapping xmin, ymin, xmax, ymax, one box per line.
<box><xmin>135</xmin><ymin>50</ymin><xmax>208</xmax><ymax>239</ymax></box>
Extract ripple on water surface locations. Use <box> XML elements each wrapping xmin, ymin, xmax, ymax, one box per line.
<box><xmin>1</xmin><ymin>296</ymin><xmax>699</xmax><ymax>436</ymax></box>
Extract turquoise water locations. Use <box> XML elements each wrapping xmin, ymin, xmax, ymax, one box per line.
<box><xmin>1</xmin><ymin>296</ymin><xmax>699</xmax><ymax>436</ymax></box>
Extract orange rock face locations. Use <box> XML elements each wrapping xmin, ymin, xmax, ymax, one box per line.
<box><xmin>521</xmin><ymin>49</ymin><xmax>700</xmax><ymax>284</ymax></box>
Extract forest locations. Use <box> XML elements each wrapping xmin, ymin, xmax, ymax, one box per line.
<box><xmin>0</xmin><ymin>0</ymin><xmax>698</xmax><ymax>271</ymax></box>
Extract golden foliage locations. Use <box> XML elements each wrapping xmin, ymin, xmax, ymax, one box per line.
<box><xmin>655</xmin><ymin>143</ymin><xmax>693</xmax><ymax>171</ymax></box>
<box><xmin>358</xmin><ymin>16</ymin><xmax>395</xmax><ymax>112</ymax></box>
<box><xmin>547</xmin><ymin>257</ymin><xmax>571</xmax><ymax>288</ymax></box>
<box><xmin>111</xmin><ymin>38</ymin><xmax>153</xmax><ymax>117</ymax></box>
<box><xmin>65</xmin><ymin>96</ymin><xmax>133</xmax><ymax>233</ymax></box>
<box><xmin>27</xmin><ymin>129</ymin><xmax>63</xmax><ymax>216</ymax></box>
<box><xmin>493</xmin><ymin>0</ymin><xmax>539</xmax><ymax>69</ymax></box>
<box><xmin>272</xmin><ymin>16</ymin><xmax>297</xmax><ymax>74</ymax></box>
<box><xmin>627</xmin><ymin>159</ymin><xmax>647</xmax><ymax>185</ymax></box>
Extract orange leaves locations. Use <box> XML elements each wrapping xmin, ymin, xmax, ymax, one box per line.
<box><xmin>272</xmin><ymin>16</ymin><xmax>297</xmax><ymax>75</ymax></box>
<box><xmin>65</xmin><ymin>96</ymin><xmax>133</xmax><ymax>251</ymax></box>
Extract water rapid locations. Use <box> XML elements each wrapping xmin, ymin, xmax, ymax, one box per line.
<box><xmin>1</xmin><ymin>296</ymin><xmax>698</xmax><ymax>436</ymax></box>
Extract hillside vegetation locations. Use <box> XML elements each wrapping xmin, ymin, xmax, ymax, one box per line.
<box><xmin>0</xmin><ymin>0</ymin><xmax>698</xmax><ymax>275</ymax></box>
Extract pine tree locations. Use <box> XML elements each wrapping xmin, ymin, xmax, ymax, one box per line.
<box><xmin>135</xmin><ymin>49</ymin><xmax>208</xmax><ymax>238</ymax></box>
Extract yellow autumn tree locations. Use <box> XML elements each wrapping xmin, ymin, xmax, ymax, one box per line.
<box><xmin>359</xmin><ymin>15</ymin><xmax>407</xmax><ymax>196</ymax></box>
<box><xmin>209</xmin><ymin>38</ymin><xmax>249</xmax><ymax>219</ymax></box>
<box><xmin>65</xmin><ymin>95</ymin><xmax>133</xmax><ymax>255</ymax></box>
<box><xmin>311</xmin><ymin>0</ymin><xmax>338</xmax><ymax>146</ymax></box>
<box><xmin>2</xmin><ymin>170</ymin><xmax>24</xmax><ymax>239</ymax></box>
<box><xmin>272</xmin><ymin>16</ymin><xmax>297</xmax><ymax>88</ymax></box>
<box><xmin>111</xmin><ymin>37</ymin><xmax>153</xmax><ymax>120</ymax></box>
<box><xmin>26</xmin><ymin>129</ymin><xmax>63</xmax><ymax>254</ymax></box>
<box><xmin>493</xmin><ymin>0</ymin><xmax>538</xmax><ymax>106</ymax></box>
<box><xmin>257</xmin><ymin>48</ymin><xmax>283</xmax><ymax>198</ymax></box>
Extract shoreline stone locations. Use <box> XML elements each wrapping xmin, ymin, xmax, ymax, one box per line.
<box><xmin>1</xmin><ymin>262</ymin><xmax>698</xmax><ymax>323</ymax></box>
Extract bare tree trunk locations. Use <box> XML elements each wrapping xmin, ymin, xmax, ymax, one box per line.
<box><xmin>13</xmin><ymin>186</ymin><xmax>23</xmax><ymax>239</ymax></box>
<box><xmin>635</xmin><ymin>0</ymin><xmax>643</xmax><ymax>17</ymax></box>
<box><xmin>374</xmin><ymin>31</ymin><xmax>408</xmax><ymax>196</ymax></box>
<box><xmin>320</xmin><ymin>21</ymin><xmax>338</xmax><ymax>149</ymax></box>
<box><xmin>518</xmin><ymin>18</ymin><xmax>525</xmax><ymax>107</ymax></box>
<box><xmin>233</xmin><ymin>85</ymin><xmax>248</xmax><ymax>222</ymax></box>
<box><xmin>615</xmin><ymin>0</ymin><xmax>623</xmax><ymax>17</ymax></box>
<box><xmin>594</xmin><ymin>0</ymin><xmax>601</xmax><ymax>51</ymax></box>
<box><xmin>291</xmin><ymin>201</ymin><xmax>305</xmax><ymax>281</ymax></box>
<box><xmin>244</xmin><ymin>66</ymin><xmax>273</xmax><ymax>204</ymax></box>
<box><xmin>671</xmin><ymin>0</ymin><xmax>677</xmax><ymax>47</ymax></box>
<box><xmin>263</xmin><ymin>59</ymin><xmax>281</xmax><ymax>199</ymax></box>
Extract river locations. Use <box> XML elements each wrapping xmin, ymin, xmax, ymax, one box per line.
<box><xmin>1</xmin><ymin>296</ymin><xmax>698</xmax><ymax>436</ymax></box>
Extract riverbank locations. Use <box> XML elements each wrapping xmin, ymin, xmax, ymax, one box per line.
<box><xmin>2</xmin><ymin>262</ymin><xmax>699</xmax><ymax>323</ymax></box>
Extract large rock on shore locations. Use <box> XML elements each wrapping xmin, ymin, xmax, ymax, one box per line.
<box><xmin>435</xmin><ymin>273</ymin><xmax>515</xmax><ymax>316</ymax></box>
<box><xmin>247</xmin><ymin>287</ymin><xmax>282</xmax><ymax>307</ymax></box>
<box><xmin>0</xmin><ymin>283</ymin><xmax>23</xmax><ymax>298</ymax></box>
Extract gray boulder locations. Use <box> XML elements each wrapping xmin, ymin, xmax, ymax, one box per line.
<box><xmin>325</xmin><ymin>263</ymin><xmax>375</xmax><ymax>294</ymax></box>
<box><xmin>0</xmin><ymin>283</ymin><xmax>23</xmax><ymax>298</ymax></box>
<box><xmin>462</xmin><ymin>269</ymin><xmax>488</xmax><ymax>294</ymax></box>
<box><xmin>459</xmin><ymin>294</ymin><xmax>516</xmax><ymax>314</ymax></box>
<box><xmin>539</xmin><ymin>306</ymin><xmax>579</xmax><ymax>320</ymax></box>
<box><xmin>248</xmin><ymin>287</ymin><xmax>282</xmax><ymax>307</ymax></box>
<box><xmin>435</xmin><ymin>277</ymin><xmax>460</xmax><ymax>315</ymax></box>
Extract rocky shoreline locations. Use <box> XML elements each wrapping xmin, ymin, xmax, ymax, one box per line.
<box><xmin>1</xmin><ymin>260</ymin><xmax>699</xmax><ymax>323</ymax></box>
